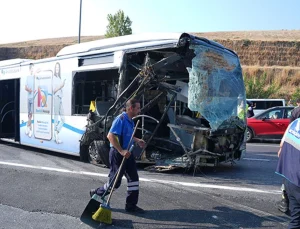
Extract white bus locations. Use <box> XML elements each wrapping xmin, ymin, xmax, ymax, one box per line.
<box><xmin>0</xmin><ymin>33</ymin><xmax>247</xmax><ymax>170</ymax></box>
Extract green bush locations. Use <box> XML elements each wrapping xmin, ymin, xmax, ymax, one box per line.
<box><xmin>242</xmin><ymin>39</ymin><xmax>251</xmax><ymax>47</ymax></box>
<box><xmin>244</xmin><ymin>72</ymin><xmax>280</xmax><ymax>98</ymax></box>
<box><xmin>291</xmin><ymin>88</ymin><xmax>300</xmax><ymax>103</ymax></box>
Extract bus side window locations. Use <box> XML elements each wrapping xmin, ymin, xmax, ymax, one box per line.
<box><xmin>73</xmin><ymin>69</ymin><xmax>118</xmax><ymax>115</ymax></box>
<box><xmin>266</xmin><ymin>101</ymin><xmax>283</xmax><ymax>108</ymax></box>
<box><xmin>253</xmin><ymin>101</ymin><xmax>266</xmax><ymax>110</ymax></box>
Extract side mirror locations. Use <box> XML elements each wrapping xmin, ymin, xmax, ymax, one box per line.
<box><xmin>262</xmin><ymin>117</ymin><xmax>267</xmax><ymax>121</ymax></box>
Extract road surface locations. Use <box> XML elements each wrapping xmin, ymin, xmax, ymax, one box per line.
<box><xmin>0</xmin><ymin>140</ymin><xmax>290</xmax><ymax>228</ymax></box>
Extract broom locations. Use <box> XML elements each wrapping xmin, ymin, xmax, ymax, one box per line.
<box><xmin>92</xmin><ymin>120</ymin><xmax>140</xmax><ymax>224</ymax></box>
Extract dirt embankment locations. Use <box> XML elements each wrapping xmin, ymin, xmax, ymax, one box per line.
<box><xmin>0</xmin><ymin>45</ymin><xmax>65</xmax><ymax>60</ymax></box>
<box><xmin>213</xmin><ymin>39</ymin><xmax>300</xmax><ymax>98</ymax></box>
<box><xmin>0</xmin><ymin>36</ymin><xmax>103</xmax><ymax>60</ymax></box>
<box><xmin>216</xmin><ymin>40</ymin><xmax>300</xmax><ymax>67</ymax></box>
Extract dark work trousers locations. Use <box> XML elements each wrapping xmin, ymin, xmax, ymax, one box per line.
<box><xmin>284</xmin><ymin>179</ymin><xmax>300</xmax><ymax>229</ymax></box>
<box><xmin>95</xmin><ymin>147</ymin><xmax>139</xmax><ymax>207</ymax></box>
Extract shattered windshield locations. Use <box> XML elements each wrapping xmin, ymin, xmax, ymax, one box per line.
<box><xmin>187</xmin><ymin>43</ymin><xmax>246</xmax><ymax>130</ymax></box>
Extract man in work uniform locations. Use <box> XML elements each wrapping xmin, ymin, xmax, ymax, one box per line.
<box><xmin>276</xmin><ymin>118</ymin><xmax>300</xmax><ymax>228</ymax></box>
<box><xmin>277</xmin><ymin>99</ymin><xmax>300</xmax><ymax>213</ymax></box>
<box><xmin>90</xmin><ymin>98</ymin><xmax>146</xmax><ymax>213</ymax></box>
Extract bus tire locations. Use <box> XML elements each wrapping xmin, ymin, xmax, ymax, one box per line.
<box><xmin>80</xmin><ymin>144</ymin><xmax>89</xmax><ymax>162</ymax></box>
<box><xmin>94</xmin><ymin>140</ymin><xmax>110</xmax><ymax>168</ymax></box>
<box><xmin>88</xmin><ymin>141</ymin><xmax>101</xmax><ymax>165</ymax></box>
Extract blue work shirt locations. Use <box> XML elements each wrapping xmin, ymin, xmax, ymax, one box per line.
<box><xmin>109</xmin><ymin>112</ymin><xmax>135</xmax><ymax>150</ymax></box>
<box><xmin>276</xmin><ymin>118</ymin><xmax>300</xmax><ymax>187</ymax></box>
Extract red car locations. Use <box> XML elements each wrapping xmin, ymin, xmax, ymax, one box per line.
<box><xmin>246</xmin><ymin>106</ymin><xmax>294</xmax><ymax>142</ymax></box>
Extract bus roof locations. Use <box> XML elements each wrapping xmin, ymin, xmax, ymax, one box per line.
<box><xmin>0</xmin><ymin>58</ymin><xmax>33</xmax><ymax>68</ymax></box>
<box><xmin>56</xmin><ymin>33</ymin><xmax>187</xmax><ymax>57</ymax></box>
<box><xmin>0</xmin><ymin>33</ymin><xmax>234</xmax><ymax>67</ymax></box>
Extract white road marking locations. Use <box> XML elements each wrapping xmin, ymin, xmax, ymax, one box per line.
<box><xmin>0</xmin><ymin>161</ymin><xmax>281</xmax><ymax>195</ymax></box>
<box><xmin>142</xmin><ymin>178</ymin><xmax>281</xmax><ymax>194</ymax></box>
<box><xmin>247</xmin><ymin>143</ymin><xmax>279</xmax><ymax>147</ymax></box>
<box><xmin>0</xmin><ymin>161</ymin><xmax>108</xmax><ymax>177</ymax></box>
<box><xmin>242</xmin><ymin>158</ymin><xmax>271</xmax><ymax>161</ymax></box>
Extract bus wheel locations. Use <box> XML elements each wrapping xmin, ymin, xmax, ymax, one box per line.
<box><xmin>88</xmin><ymin>141</ymin><xmax>101</xmax><ymax>165</ymax></box>
<box><xmin>80</xmin><ymin>144</ymin><xmax>89</xmax><ymax>162</ymax></box>
<box><xmin>93</xmin><ymin>140</ymin><xmax>110</xmax><ymax>168</ymax></box>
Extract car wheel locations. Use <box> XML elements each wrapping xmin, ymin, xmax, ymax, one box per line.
<box><xmin>246</xmin><ymin>127</ymin><xmax>254</xmax><ymax>142</ymax></box>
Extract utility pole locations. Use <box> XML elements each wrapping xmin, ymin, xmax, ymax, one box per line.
<box><xmin>78</xmin><ymin>0</ymin><xmax>82</xmax><ymax>43</ymax></box>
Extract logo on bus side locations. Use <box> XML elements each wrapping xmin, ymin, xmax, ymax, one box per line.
<box><xmin>37</xmin><ymin>86</ymin><xmax>48</xmax><ymax>108</ymax></box>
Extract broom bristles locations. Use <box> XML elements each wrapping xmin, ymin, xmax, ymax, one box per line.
<box><xmin>92</xmin><ymin>204</ymin><xmax>112</xmax><ymax>224</ymax></box>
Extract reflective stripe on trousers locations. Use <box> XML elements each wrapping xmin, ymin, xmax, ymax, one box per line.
<box><xmin>95</xmin><ymin>147</ymin><xmax>139</xmax><ymax>206</ymax></box>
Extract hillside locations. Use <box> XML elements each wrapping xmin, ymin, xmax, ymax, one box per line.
<box><xmin>0</xmin><ymin>30</ymin><xmax>300</xmax><ymax>98</ymax></box>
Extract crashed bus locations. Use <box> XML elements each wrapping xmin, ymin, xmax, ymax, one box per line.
<box><xmin>0</xmin><ymin>33</ymin><xmax>247</xmax><ymax>171</ymax></box>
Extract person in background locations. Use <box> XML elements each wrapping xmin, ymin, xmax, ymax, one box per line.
<box><xmin>272</xmin><ymin>111</ymin><xmax>281</xmax><ymax>119</ymax></box>
<box><xmin>290</xmin><ymin>99</ymin><xmax>300</xmax><ymax>122</ymax></box>
<box><xmin>288</xmin><ymin>99</ymin><xmax>294</xmax><ymax>107</ymax></box>
<box><xmin>277</xmin><ymin>98</ymin><xmax>300</xmax><ymax>213</ymax></box>
<box><xmin>276</xmin><ymin>118</ymin><xmax>300</xmax><ymax>228</ymax></box>
<box><xmin>247</xmin><ymin>102</ymin><xmax>256</xmax><ymax>118</ymax></box>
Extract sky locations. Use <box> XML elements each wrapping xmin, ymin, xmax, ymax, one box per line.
<box><xmin>0</xmin><ymin>0</ymin><xmax>299</xmax><ymax>44</ymax></box>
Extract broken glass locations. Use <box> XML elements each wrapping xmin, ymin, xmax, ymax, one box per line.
<box><xmin>187</xmin><ymin>43</ymin><xmax>246</xmax><ymax>130</ymax></box>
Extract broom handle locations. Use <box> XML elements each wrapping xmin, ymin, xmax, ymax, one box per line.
<box><xmin>106</xmin><ymin>120</ymin><xmax>140</xmax><ymax>204</ymax></box>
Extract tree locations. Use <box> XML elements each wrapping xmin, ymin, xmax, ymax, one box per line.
<box><xmin>105</xmin><ymin>10</ymin><xmax>132</xmax><ymax>38</ymax></box>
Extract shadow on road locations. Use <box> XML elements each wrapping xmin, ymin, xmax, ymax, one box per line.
<box><xmin>249</xmin><ymin>139</ymin><xmax>281</xmax><ymax>144</ymax></box>
<box><xmin>0</xmin><ymin>139</ymin><xmax>80</xmax><ymax>161</ymax></box>
<box><xmin>102</xmin><ymin>205</ymin><xmax>289</xmax><ymax>228</ymax></box>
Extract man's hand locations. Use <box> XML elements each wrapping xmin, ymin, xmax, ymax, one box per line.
<box><xmin>121</xmin><ymin>149</ymin><xmax>131</xmax><ymax>159</ymax></box>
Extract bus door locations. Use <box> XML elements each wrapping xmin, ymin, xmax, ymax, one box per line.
<box><xmin>0</xmin><ymin>79</ymin><xmax>20</xmax><ymax>139</ymax></box>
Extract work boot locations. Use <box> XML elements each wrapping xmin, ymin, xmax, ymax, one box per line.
<box><xmin>276</xmin><ymin>193</ymin><xmax>289</xmax><ymax>213</ymax></box>
<box><xmin>90</xmin><ymin>189</ymin><xmax>110</xmax><ymax>198</ymax></box>
<box><xmin>125</xmin><ymin>204</ymin><xmax>145</xmax><ymax>214</ymax></box>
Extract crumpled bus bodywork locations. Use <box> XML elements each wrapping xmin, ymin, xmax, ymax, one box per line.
<box><xmin>80</xmin><ymin>33</ymin><xmax>247</xmax><ymax>171</ymax></box>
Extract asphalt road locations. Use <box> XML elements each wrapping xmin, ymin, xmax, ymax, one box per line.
<box><xmin>0</xmin><ymin>140</ymin><xmax>291</xmax><ymax>229</ymax></box>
